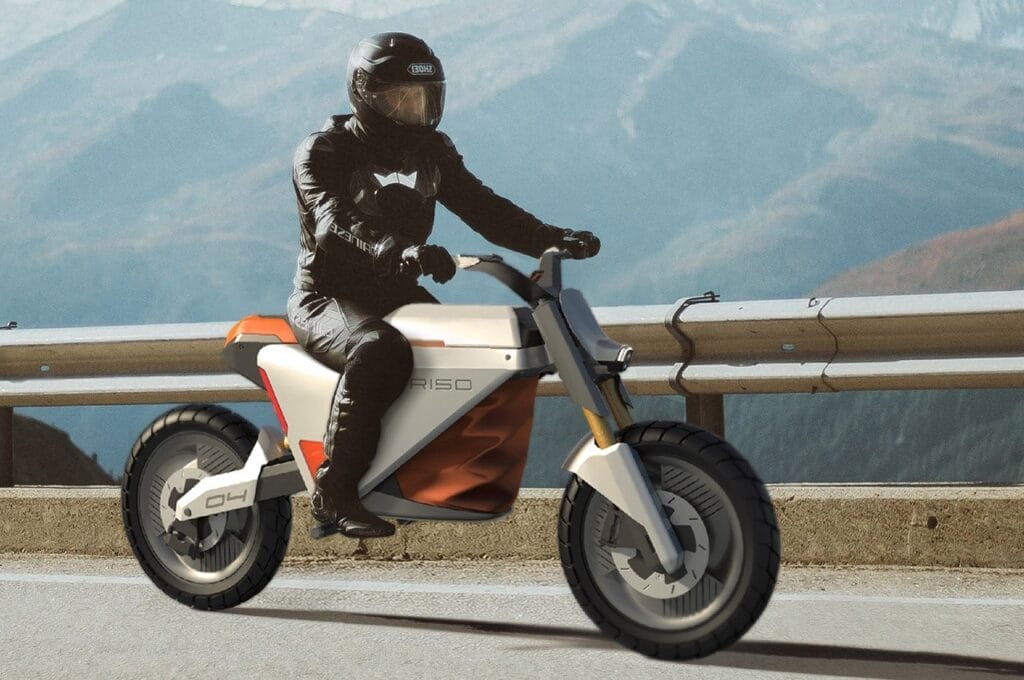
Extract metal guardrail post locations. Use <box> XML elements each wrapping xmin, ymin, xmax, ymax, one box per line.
<box><xmin>0</xmin><ymin>321</ymin><xmax>16</xmax><ymax>485</ymax></box>
<box><xmin>685</xmin><ymin>394</ymin><xmax>724</xmax><ymax>437</ymax></box>
<box><xmin>666</xmin><ymin>292</ymin><xmax>726</xmax><ymax>436</ymax></box>
<box><xmin>0</xmin><ymin>406</ymin><xmax>13</xmax><ymax>486</ymax></box>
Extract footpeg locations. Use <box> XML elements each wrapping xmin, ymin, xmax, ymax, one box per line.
<box><xmin>308</xmin><ymin>518</ymin><xmax>395</xmax><ymax>539</ymax></box>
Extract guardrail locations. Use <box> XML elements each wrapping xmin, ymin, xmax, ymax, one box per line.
<box><xmin>0</xmin><ymin>311</ymin><xmax>677</xmax><ymax>405</ymax></box>
<box><xmin>2</xmin><ymin>289</ymin><xmax>1023</xmax><ymax>485</ymax></box>
<box><xmin>672</xmin><ymin>291</ymin><xmax>1024</xmax><ymax>393</ymax></box>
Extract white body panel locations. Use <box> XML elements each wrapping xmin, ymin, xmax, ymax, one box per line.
<box><xmin>257</xmin><ymin>304</ymin><xmax>552</xmax><ymax>495</ymax></box>
<box><xmin>361</xmin><ymin>346</ymin><xmax>540</xmax><ymax>492</ymax></box>
<box><xmin>386</xmin><ymin>304</ymin><xmax>523</xmax><ymax>348</ymax></box>
<box><xmin>257</xmin><ymin>345</ymin><xmax>340</xmax><ymax>491</ymax></box>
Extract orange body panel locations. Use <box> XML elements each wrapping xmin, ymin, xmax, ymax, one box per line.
<box><xmin>224</xmin><ymin>315</ymin><xmax>297</xmax><ymax>346</ymax></box>
<box><xmin>258</xmin><ymin>368</ymin><xmax>289</xmax><ymax>434</ymax></box>
<box><xmin>395</xmin><ymin>377</ymin><xmax>540</xmax><ymax>513</ymax></box>
<box><xmin>298</xmin><ymin>440</ymin><xmax>327</xmax><ymax>478</ymax></box>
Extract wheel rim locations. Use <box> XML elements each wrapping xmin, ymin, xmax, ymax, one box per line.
<box><xmin>581</xmin><ymin>452</ymin><xmax>745</xmax><ymax>631</ymax></box>
<box><xmin>138</xmin><ymin>431</ymin><xmax>261</xmax><ymax>585</ymax></box>
<box><xmin>608</xmin><ymin>490</ymin><xmax>711</xmax><ymax>599</ymax></box>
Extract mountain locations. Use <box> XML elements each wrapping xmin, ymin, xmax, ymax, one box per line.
<box><xmin>9</xmin><ymin>413</ymin><xmax>116</xmax><ymax>485</ymax></box>
<box><xmin>35</xmin><ymin>82</ymin><xmax>275</xmax><ymax>221</ymax></box>
<box><xmin>0</xmin><ymin>0</ymin><xmax>124</xmax><ymax>62</ymax></box>
<box><xmin>2</xmin><ymin>1</ymin><xmax>1022</xmax><ymax>314</ymax></box>
<box><xmin>815</xmin><ymin>210</ymin><xmax>1024</xmax><ymax>295</ymax></box>
<box><xmin>0</xmin><ymin>0</ymin><xmax>1021</xmax><ymax>481</ymax></box>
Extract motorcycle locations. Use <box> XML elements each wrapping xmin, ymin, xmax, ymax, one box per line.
<box><xmin>121</xmin><ymin>248</ymin><xmax>779</xmax><ymax>659</ymax></box>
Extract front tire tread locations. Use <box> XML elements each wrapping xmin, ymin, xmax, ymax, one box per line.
<box><xmin>559</xmin><ymin>420</ymin><xmax>780</xmax><ymax>659</ymax></box>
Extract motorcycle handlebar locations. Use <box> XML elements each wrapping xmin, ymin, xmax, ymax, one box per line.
<box><xmin>450</xmin><ymin>250</ymin><xmax>567</xmax><ymax>306</ymax></box>
<box><xmin>400</xmin><ymin>249</ymin><xmax>565</xmax><ymax>306</ymax></box>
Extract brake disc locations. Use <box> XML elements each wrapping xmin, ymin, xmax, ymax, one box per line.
<box><xmin>607</xmin><ymin>490</ymin><xmax>710</xmax><ymax>600</ymax></box>
<box><xmin>158</xmin><ymin>462</ymin><xmax>228</xmax><ymax>554</ymax></box>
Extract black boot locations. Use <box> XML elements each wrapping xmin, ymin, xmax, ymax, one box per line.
<box><xmin>307</xmin><ymin>322</ymin><xmax>412</xmax><ymax>540</ymax></box>
<box><xmin>309</xmin><ymin>466</ymin><xmax>395</xmax><ymax>539</ymax></box>
<box><xmin>309</xmin><ymin>391</ymin><xmax>395</xmax><ymax>539</ymax></box>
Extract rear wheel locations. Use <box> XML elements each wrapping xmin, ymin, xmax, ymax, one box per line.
<box><xmin>121</xmin><ymin>404</ymin><xmax>291</xmax><ymax>609</ymax></box>
<box><xmin>558</xmin><ymin>421</ymin><xmax>779</xmax><ymax>659</ymax></box>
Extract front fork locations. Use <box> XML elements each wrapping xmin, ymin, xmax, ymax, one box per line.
<box><xmin>566</xmin><ymin>377</ymin><xmax>687</xmax><ymax>575</ymax></box>
<box><xmin>584</xmin><ymin>379</ymin><xmax>634</xmax><ymax>445</ymax></box>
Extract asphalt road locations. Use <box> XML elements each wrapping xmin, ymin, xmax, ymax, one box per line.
<box><xmin>1</xmin><ymin>555</ymin><xmax>1022</xmax><ymax>680</ymax></box>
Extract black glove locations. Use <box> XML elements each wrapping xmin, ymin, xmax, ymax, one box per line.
<box><xmin>399</xmin><ymin>244</ymin><xmax>457</xmax><ymax>283</ymax></box>
<box><xmin>556</xmin><ymin>229</ymin><xmax>600</xmax><ymax>259</ymax></box>
<box><xmin>371</xmin><ymin>235</ymin><xmax>411</xmax><ymax>277</ymax></box>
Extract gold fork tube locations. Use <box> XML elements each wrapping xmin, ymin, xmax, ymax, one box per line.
<box><xmin>582</xmin><ymin>407</ymin><xmax>616</xmax><ymax>448</ymax></box>
<box><xmin>598</xmin><ymin>378</ymin><xmax>634</xmax><ymax>430</ymax></box>
<box><xmin>582</xmin><ymin>378</ymin><xmax>635</xmax><ymax>448</ymax></box>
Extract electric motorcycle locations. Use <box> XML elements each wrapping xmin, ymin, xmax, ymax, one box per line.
<box><xmin>121</xmin><ymin>249</ymin><xmax>779</xmax><ymax>659</ymax></box>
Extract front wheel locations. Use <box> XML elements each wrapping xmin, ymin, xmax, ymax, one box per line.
<box><xmin>558</xmin><ymin>420</ymin><xmax>779</xmax><ymax>659</ymax></box>
<box><xmin>121</xmin><ymin>404</ymin><xmax>292</xmax><ymax>610</ymax></box>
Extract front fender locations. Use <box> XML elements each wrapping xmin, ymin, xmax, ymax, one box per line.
<box><xmin>561</xmin><ymin>434</ymin><xmax>685</xmax><ymax>574</ymax></box>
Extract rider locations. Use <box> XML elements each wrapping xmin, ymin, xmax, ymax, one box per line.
<box><xmin>287</xmin><ymin>32</ymin><xmax>601</xmax><ymax>539</ymax></box>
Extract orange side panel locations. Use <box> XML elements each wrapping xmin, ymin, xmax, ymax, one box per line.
<box><xmin>298</xmin><ymin>440</ymin><xmax>327</xmax><ymax>479</ymax></box>
<box><xmin>395</xmin><ymin>377</ymin><xmax>540</xmax><ymax>514</ymax></box>
<box><xmin>259</xmin><ymin>368</ymin><xmax>288</xmax><ymax>434</ymax></box>
<box><xmin>224</xmin><ymin>315</ymin><xmax>297</xmax><ymax>346</ymax></box>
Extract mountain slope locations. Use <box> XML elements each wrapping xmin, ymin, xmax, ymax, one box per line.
<box><xmin>35</xmin><ymin>82</ymin><xmax>275</xmax><ymax>221</ymax></box>
<box><xmin>815</xmin><ymin>210</ymin><xmax>1024</xmax><ymax>295</ymax></box>
<box><xmin>11</xmin><ymin>414</ymin><xmax>116</xmax><ymax>485</ymax></box>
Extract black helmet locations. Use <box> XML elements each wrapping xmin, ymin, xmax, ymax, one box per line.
<box><xmin>347</xmin><ymin>32</ymin><xmax>446</xmax><ymax>135</ymax></box>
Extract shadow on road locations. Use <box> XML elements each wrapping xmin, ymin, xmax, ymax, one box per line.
<box><xmin>229</xmin><ymin>607</ymin><xmax>1023</xmax><ymax>678</ymax></box>
<box><xmin>230</xmin><ymin>606</ymin><xmax>609</xmax><ymax>647</ymax></box>
<box><xmin>716</xmin><ymin>641</ymin><xmax>1024</xmax><ymax>679</ymax></box>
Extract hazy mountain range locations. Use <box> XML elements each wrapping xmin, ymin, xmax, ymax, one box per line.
<box><xmin>1</xmin><ymin>0</ymin><xmax>1022</xmax><ymax>482</ymax></box>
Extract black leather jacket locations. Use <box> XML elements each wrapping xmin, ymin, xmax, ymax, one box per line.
<box><xmin>292</xmin><ymin>114</ymin><xmax>567</xmax><ymax>299</ymax></box>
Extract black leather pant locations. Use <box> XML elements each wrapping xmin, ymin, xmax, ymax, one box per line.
<box><xmin>286</xmin><ymin>284</ymin><xmax>439</xmax><ymax>500</ymax></box>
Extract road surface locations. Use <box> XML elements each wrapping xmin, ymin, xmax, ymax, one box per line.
<box><xmin>1</xmin><ymin>555</ymin><xmax>1022</xmax><ymax>679</ymax></box>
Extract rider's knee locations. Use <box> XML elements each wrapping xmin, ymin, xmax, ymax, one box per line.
<box><xmin>348</xmin><ymin>321</ymin><xmax>414</xmax><ymax>380</ymax></box>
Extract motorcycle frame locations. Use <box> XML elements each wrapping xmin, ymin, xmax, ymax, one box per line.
<box><xmin>173</xmin><ymin>251</ymin><xmax>685</xmax><ymax>573</ymax></box>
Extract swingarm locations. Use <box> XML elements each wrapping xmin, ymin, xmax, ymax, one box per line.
<box><xmin>172</xmin><ymin>427</ymin><xmax>302</xmax><ymax>522</ymax></box>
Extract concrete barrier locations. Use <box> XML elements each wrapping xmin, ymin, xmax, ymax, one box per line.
<box><xmin>2</xmin><ymin>485</ymin><xmax>1022</xmax><ymax>568</ymax></box>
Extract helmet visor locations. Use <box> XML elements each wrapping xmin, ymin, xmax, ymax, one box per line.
<box><xmin>360</xmin><ymin>77</ymin><xmax>446</xmax><ymax>127</ymax></box>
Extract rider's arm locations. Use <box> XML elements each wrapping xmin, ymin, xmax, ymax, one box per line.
<box><xmin>293</xmin><ymin>133</ymin><xmax>409</xmax><ymax>273</ymax></box>
<box><xmin>435</xmin><ymin>133</ymin><xmax>567</xmax><ymax>258</ymax></box>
